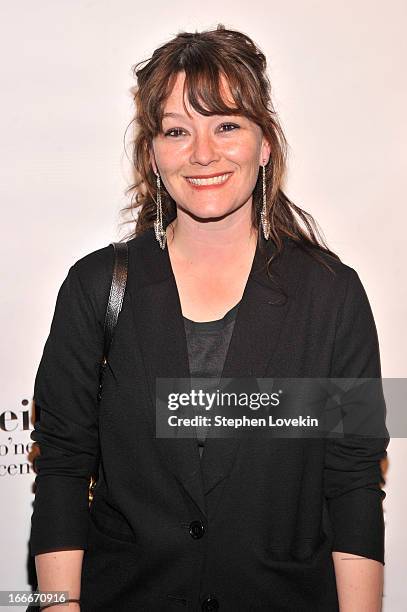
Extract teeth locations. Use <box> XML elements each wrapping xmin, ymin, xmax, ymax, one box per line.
<box><xmin>186</xmin><ymin>173</ymin><xmax>230</xmax><ymax>186</ymax></box>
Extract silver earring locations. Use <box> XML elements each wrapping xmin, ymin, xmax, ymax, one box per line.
<box><xmin>154</xmin><ymin>172</ymin><xmax>167</xmax><ymax>250</ymax></box>
<box><xmin>260</xmin><ymin>161</ymin><xmax>270</xmax><ymax>240</ymax></box>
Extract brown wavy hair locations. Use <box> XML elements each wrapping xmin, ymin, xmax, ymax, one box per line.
<box><xmin>120</xmin><ymin>24</ymin><xmax>340</xmax><ymax>275</ymax></box>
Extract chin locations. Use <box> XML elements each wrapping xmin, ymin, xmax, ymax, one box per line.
<box><xmin>188</xmin><ymin>208</ymin><xmax>232</xmax><ymax>222</ymax></box>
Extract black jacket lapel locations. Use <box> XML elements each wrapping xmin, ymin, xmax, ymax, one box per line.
<box><xmin>130</xmin><ymin>246</ymin><xmax>207</xmax><ymax>516</ymax></box>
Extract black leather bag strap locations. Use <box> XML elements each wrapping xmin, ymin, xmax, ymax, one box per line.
<box><xmin>97</xmin><ymin>241</ymin><xmax>128</xmax><ymax>402</ymax></box>
<box><xmin>103</xmin><ymin>241</ymin><xmax>129</xmax><ymax>356</ymax></box>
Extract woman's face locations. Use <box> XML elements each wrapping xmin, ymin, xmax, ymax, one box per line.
<box><xmin>150</xmin><ymin>71</ymin><xmax>271</xmax><ymax>222</ymax></box>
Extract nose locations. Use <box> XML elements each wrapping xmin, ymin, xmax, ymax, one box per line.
<box><xmin>189</xmin><ymin>132</ymin><xmax>220</xmax><ymax>166</ymax></box>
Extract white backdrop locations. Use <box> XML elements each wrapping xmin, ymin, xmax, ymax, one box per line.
<box><xmin>1</xmin><ymin>1</ymin><xmax>406</xmax><ymax>610</ymax></box>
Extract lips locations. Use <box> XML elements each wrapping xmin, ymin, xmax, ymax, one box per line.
<box><xmin>185</xmin><ymin>172</ymin><xmax>233</xmax><ymax>179</ymax></box>
<box><xmin>185</xmin><ymin>172</ymin><xmax>232</xmax><ymax>189</ymax></box>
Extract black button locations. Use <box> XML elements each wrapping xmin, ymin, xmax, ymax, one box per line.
<box><xmin>189</xmin><ymin>520</ymin><xmax>205</xmax><ymax>539</ymax></box>
<box><xmin>201</xmin><ymin>595</ymin><xmax>219</xmax><ymax>611</ymax></box>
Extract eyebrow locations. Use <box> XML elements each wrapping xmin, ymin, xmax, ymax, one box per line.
<box><xmin>162</xmin><ymin>112</ymin><xmax>189</xmax><ymax>119</ymax></box>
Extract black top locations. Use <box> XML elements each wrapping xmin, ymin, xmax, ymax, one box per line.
<box><xmin>183</xmin><ymin>300</ymin><xmax>241</xmax><ymax>458</ymax></box>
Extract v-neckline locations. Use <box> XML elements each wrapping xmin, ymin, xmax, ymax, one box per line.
<box><xmin>165</xmin><ymin>230</ymin><xmax>259</xmax><ymax>329</ymax></box>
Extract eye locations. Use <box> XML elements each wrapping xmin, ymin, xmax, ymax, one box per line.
<box><xmin>219</xmin><ymin>123</ymin><xmax>240</xmax><ymax>133</ymax></box>
<box><xmin>164</xmin><ymin>128</ymin><xmax>185</xmax><ymax>138</ymax></box>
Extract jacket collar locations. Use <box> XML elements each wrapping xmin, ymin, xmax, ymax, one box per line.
<box><xmin>128</xmin><ymin>227</ymin><xmax>300</xmax><ymax>518</ymax></box>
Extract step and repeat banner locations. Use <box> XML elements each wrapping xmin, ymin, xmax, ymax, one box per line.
<box><xmin>1</xmin><ymin>2</ymin><xmax>406</xmax><ymax>610</ymax></box>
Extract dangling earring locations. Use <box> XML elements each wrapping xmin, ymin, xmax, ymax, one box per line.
<box><xmin>154</xmin><ymin>172</ymin><xmax>167</xmax><ymax>250</ymax></box>
<box><xmin>260</xmin><ymin>161</ymin><xmax>271</xmax><ymax>240</ymax></box>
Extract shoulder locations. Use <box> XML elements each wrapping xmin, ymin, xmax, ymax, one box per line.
<box><xmin>283</xmin><ymin>238</ymin><xmax>368</xmax><ymax>311</ymax></box>
<box><xmin>70</xmin><ymin>231</ymin><xmax>150</xmax><ymax>285</ymax></box>
<box><xmin>64</xmin><ymin>232</ymin><xmax>149</xmax><ymax>323</ymax></box>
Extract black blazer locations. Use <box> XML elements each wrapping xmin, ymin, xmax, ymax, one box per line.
<box><xmin>29</xmin><ymin>228</ymin><xmax>389</xmax><ymax>612</ymax></box>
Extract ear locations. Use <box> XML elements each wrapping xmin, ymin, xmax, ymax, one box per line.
<box><xmin>259</xmin><ymin>137</ymin><xmax>272</xmax><ymax>166</ymax></box>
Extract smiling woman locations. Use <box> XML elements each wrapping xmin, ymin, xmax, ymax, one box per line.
<box><xmin>30</xmin><ymin>23</ymin><xmax>389</xmax><ymax>612</ymax></box>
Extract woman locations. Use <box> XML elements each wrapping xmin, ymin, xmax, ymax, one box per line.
<box><xmin>29</xmin><ymin>25</ymin><xmax>389</xmax><ymax>611</ymax></box>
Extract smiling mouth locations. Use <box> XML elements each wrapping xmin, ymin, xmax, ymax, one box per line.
<box><xmin>185</xmin><ymin>172</ymin><xmax>232</xmax><ymax>186</ymax></box>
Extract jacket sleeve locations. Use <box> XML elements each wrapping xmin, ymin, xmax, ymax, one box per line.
<box><xmin>29</xmin><ymin>258</ymin><xmax>110</xmax><ymax>556</ymax></box>
<box><xmin>324</xmin><ymin>268</ymin><xmax>390</xmax><ymax>564</ymax></box>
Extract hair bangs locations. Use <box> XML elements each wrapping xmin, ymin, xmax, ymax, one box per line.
<box><xmin>155</xmin><ymin>60</ymin><xmax>256</xmax><ymax>132</ymax></box>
